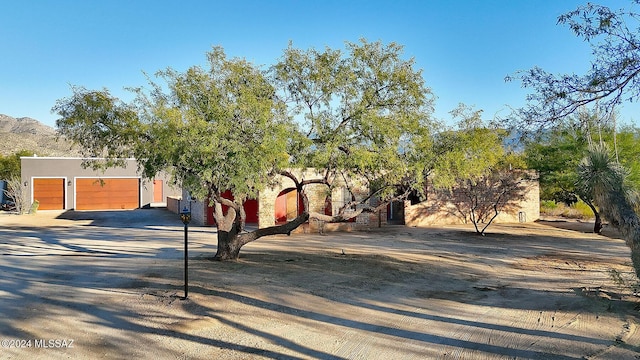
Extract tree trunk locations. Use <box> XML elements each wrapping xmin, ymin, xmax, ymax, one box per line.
<box><xmin>214</xmin><ymin>230</ymin><xmax>243</xmax><ymax>260</ymax></box>
<box><xmin>213</xmin><ymin>212</ymin><xmax>310</xmax><ymax>261</ymax></box>
<box><xmin>593</xmin><ymin>211</ymin><xmax>603</xmax><ymax>234</ymax></box>
<box><xmin>210</xmin><ymin>181</ymin><xmax>311</xmax><ymax>261</ymax></box>
<box><xmin>584</xmin><ymin>199</ymin><xmax>602</xmax><ymax>234</ymax></box>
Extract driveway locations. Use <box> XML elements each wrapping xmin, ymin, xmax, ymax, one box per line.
<box><xmin>0</xmin><ymin>209</ymin><xmax>639</xmax><ymax>359</ymax></box>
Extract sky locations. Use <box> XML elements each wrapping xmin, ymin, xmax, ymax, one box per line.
<box><xmin>1</xmin><ymin>0</ymin><xmax>637</xmax><ymax>128</ymax></box>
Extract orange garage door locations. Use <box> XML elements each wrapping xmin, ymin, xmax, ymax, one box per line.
<box><xmin>33</xmin><ymin>178</ymin><xmax>65</xmax><ymax>210</ymax></box>
<box><xmin>76</xmin><ymin>178</ymin><xmax>140</xmax><ymax>210</ymax></box>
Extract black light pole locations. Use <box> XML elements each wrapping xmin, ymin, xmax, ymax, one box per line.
<box><xmin>180</xmin><ymin>206</ymin><xmax>191</xmax><ymax>299</ymax></box>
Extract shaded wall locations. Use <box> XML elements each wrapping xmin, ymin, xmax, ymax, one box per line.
<box><xmin>405</xmin><ymin>174</ymin><xmax>540</xmax><ymax>227</ymax></box>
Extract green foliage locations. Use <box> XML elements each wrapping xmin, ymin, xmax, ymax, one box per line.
<box><xmin>53</xmin><ymin>40</ymin><xmax>435</xmax><ymax>258</ymax></box>
<box><xmin>540</xmin><ymin>200</ymin><xmax>596</xmax><ymax>219</ymax></box>
<box><xmin>0</xmin><ymin>150</ymin><xmax>34</xmax><ymax>180</ymax></box>
<box><xmin>53</xmin><ymin>87</ymin><xmax>140</xmax><ymax>167</ymax></box>
<box><xmin>524</xmin><ymin>115</ymin><xmax>640</xmax><ymax>205</ymax></box>
<box><xmin>577</xmin><ymin>144</ymin><xmax>640</xmax><ymax>279</ymax></box>
<box><xmin>540</xmin><ymin>200</ymin><xmax>558</xmax><ymax>210</ymax></box>
<box><xmin>431</xmin><ymin>104</ymin><xmax>507</xmax><ymax>190</ymax></box>
<box><xmin>510</xmin><ymin>2</ymin><xmax>640</xmax><ymax>131</ymax></box>
<box><xmin>425</xmin><ymin>106</ymin><xmax>531</xmax><ymax>235</ymax></box>
<box><xmin>55</xmin><ymin>47</ymin><xmax>289</xmax><ymax>207</ymax></box>
<box><xmin>571</xmin><ymin>200</ymin><xmax>594</xmax><ymax>217</ymax></box>
<box><xmin>523</xmin><ymin>121</ymin><xmax>588</xmax><ymax>203</ymax></box>
<box><xmin>29</xmin><ymin>200</ymin><xmax>39</xmax><ymax>214</ymax></box>
<box><xmin>272</xmin><ymin>39</ymin><xmax>434</xmax><ymax>202</ymax></box>
<box><xmin>614</xmin><ymin>124</ymin><xmax>640</xmax><ymax>189</ymax></box>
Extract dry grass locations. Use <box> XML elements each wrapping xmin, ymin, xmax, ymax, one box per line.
<box><xmin>540</xmin><ymin>200</ymin><xmax>595</xmax><ymax>220</ymax></box>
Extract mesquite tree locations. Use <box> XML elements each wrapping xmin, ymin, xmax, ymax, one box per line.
<box><xmin>511</xmin><ymin>1</ymin><xmax>640</xmax><ymax>276</ymax></box>
<box><xmin>509</xmin><ymin>1</ymin><xmax>640</xmax><ymax>133</ymax></box>
<box><xmin>53</xmin><ymin>41</ymin><xmax>432</xmax><ymax>260</ymax></box>
<box><xmin>430</xmin><ymin>105</ymin><xmax>530</xmax><ymax>235</ymax></box>
<box><xmin>272</xmin><ymin>40</ymin><xmax>435</xmax><ymax>221</ymax></box>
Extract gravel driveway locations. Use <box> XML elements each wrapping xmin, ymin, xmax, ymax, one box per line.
<box><xmin>1</xmin><ymin>209</ymin><xmax>639</xmax><ymax>359</ymax></box>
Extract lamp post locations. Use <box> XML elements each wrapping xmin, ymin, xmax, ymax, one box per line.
<box><xmin>180</xmin><ymin>206</ymin><xmax>191</xmax><ymax>299</ymax></box>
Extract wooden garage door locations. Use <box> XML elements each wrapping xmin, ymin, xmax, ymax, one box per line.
<box><xmin>76</xmin><ymin>178</ymin><xmax>139</xmax><ymax>210</ymax></box>
<box><xmin>33</xmin><ymin>178</ymin><xmax>65</xmax><ymax>210</ymax></box>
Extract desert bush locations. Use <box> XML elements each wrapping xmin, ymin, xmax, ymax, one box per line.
<box><xmin>608</xmin><ymin>268</ymin><xmax>640</xmax><ymax>295</ymax></box>
<box><xmin>541</xmin><ymin>200</ymin><xmax>594</xmax><ymax>220</ymax></box>
<box><xmin>3</xmin><ymin>176</ymin><xmax>28</xmax><ymax>214</ymax></box>
<box><xmin>540</xmin><ymin>200</ymin><xmax>558</xmax><ymax>211</ymax></box>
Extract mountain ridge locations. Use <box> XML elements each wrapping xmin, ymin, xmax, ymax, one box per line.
<box><xmin>0</xmin><ymin>114</ymin><xmax>81</xmax><ymax>156</ymax></box>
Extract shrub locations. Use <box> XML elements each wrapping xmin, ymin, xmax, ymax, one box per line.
<box><xmin>540</xmin><ymin>200</ymin><xmax>558</xmax><ymax>210</ymax></box>
<box><xmin>29</xmin><ymin>200</ymin><xmax>39</xmax><ymax>214</ymax></box>
<box><xmin>540</xmin><ymin>200</ymin><xmax>595</xmax><ymax>219</ymax></box>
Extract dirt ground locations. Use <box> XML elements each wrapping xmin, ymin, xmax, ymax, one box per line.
<box><xmin>0</xmin><ymin>209</ymin><xmax>639</xmax><ymax>359</ymax></box>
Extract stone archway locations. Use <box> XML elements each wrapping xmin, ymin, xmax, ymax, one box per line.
<box><xmin>275</xmin><ymin>188</ymin><xmax>303</xmax><ymax>224</ymax></box>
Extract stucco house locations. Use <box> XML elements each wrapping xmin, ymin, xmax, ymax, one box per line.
<box><xmin>172</xmin><ymin>169</ymin><xmax>540</xmax><ymax>231</ymax></box>
<box><xmin>21</xmin><ymin>157</ymin><xmax>539</xmax><ymax>230</ymax></box>
<box><xmin>20</xmin><ymin>156</ymin><xmax>179</xmax><ymax>211</ymax></box>
<box><xmin>404</xmin><ymin>172</ymin><xmax>540</xmax><ymax>227</ymax></box>
<box><xmin>169</xmin><ymin>169</ymin><xmax>388</xmax><ymax>231</ymax></box>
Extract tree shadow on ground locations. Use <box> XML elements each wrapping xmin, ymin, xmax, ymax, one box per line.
<box><xmin>1</xmin><ymin>217</ymin><xmax>639</xmax><ymax>358</ymax></box>
<box><xmin>55</xmin><ymin>208</ymin><xmax>185</xmax><ymax>228</ymax></box>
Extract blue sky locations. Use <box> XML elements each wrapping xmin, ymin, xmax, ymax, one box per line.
<box><xmin>1</xmin><ymin>0</ymin><xmax>636</xmax><ymax>128</ymax></box>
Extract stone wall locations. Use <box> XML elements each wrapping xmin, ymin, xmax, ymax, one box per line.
<box><xmin>167</xmin><ymin>196</ymin><xmax>181</xmax><ymax>214</ymax></box>
<box><xmin>405</xmin><ymin>171</ymin><xmax>540</xmax><ymax>227</ymax></box>
<box><xmin>183</xmin><ymin>169</ymin><xmax>385</xmax><ymax>232</ymax></box>
<box><xmin>257</xmin><ymin>169</ymin><xmax>379</xmax><ymax>233</ymax></box>
<box><xmin>176</xmin><ymin>170</ymin><xmax>542</xmax><ymax>231</ymax></box>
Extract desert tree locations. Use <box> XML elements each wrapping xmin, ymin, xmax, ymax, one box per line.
<box><xmin>577</xmin><ymin>144</ymin><xmax>640</xmax><ymax>278</ymax></box>
<box><xmin>509</xmin><ymin>1</ymin><xmax>640</xmax><ymax>133</ymax></box>
<box><xmin>428</xmin><ymin>105</ymin><xmax>532</xmax><ymax>235</ymax></box>
<box><xmin>3</xmin><ymin>176</ymin><xmax>28</xmax><ymax>214</ymax></box>
<box><xmin>53</xmin><ymin>41</ymin><xmax>433</xmax><ymax>260</ymax></box>
<box><xmin>54</xmin><ymin>48</ymin><xmax>302</xmax><ymax>260</ymax></box>
<box><xmin>272</xmin><ymin>40</ymin><xmax>436</xmax><ymax>222</ymax></box>
<box><xmin>443</xmin><ymin>161</ymin><xmax>532</xmax><ymax>236</ymax></box>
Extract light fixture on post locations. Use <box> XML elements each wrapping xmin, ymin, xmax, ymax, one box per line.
<box><xmin>179</xmin><ymin>206</ymin><xmax>192</xmax><ymax>299</ymax></box>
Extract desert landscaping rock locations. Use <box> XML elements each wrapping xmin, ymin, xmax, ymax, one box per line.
<box><xmin>0</xmin><ymin>209</ymin><xmax>639</xmax><ymax>359</ymax></box>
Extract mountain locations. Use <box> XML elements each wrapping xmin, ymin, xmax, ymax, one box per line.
<box><xmin>0</xmin><ymin>114</ymin><xmax>81</xmax><ymax>156</ymax></box>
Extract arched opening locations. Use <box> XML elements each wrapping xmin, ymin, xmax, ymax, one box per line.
<box><xmin>275</xmin><ymin>188</ymin><xmax>303</xmax><ymax>224</ymax></box>
<box><xmin>206</xmin><ymin>190</ymin><xmax>259</xmax><ymax>226</ymax></box>
<box><xmin>324</xmin><ymin>195</ymin><xmax>332</xmax><ymax>216</ymax></box>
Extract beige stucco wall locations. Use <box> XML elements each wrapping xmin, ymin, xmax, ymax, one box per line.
<box><xmin>405</xmin><ymin>173</ymin><xmax>540</xmax><ymax>227</ymax></box>
<box><xmin>182</xmin><ymin>169</ymin><xmax>385</xmax><ymax>232</ymax></box>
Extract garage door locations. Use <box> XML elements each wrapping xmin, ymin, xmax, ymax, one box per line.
<box><xmin>33</xmin><ymin>178</ymin><xmax>65</xmax><ymax>210</ymax></box>
<box><xmin>76</xmin><ymin>178</ymin><xmax>139</xmax><ymax>210</ymax></box>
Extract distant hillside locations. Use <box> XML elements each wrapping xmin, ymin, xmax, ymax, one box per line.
<box><xmin>0</xmin><ymin>114</ymin><xmax>81</xmax><ymax>156</ymax></box>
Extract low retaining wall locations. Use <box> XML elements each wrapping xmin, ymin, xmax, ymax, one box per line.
<box><xmin>167</xmin><ymin>196</ymin><xmax>181</xmax><ymax>215</ymax></box>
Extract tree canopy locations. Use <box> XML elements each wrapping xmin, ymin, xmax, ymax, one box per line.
<box><xmin>53</xmin><ymin>40</ymin><xmax>435</xmax><ymax>260</ymax></box>
<box><xmin>0</xmin><ymin>150</ymin><xmax>34</xmax><ymax>180</ymax></box>
<box><xmin>428</xmin><ymin>105</ymin><xmax>530</xmax><ymax>235</ymax></box>
<box><xmin>272</xmin><ymin>40</ymin><xmax>436</xmax><ymax>214</ymax></box>
<box><xmin>510</xmin><ymin>1</ymin><xmax>640</xmax><ymax>132</ymax></box>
